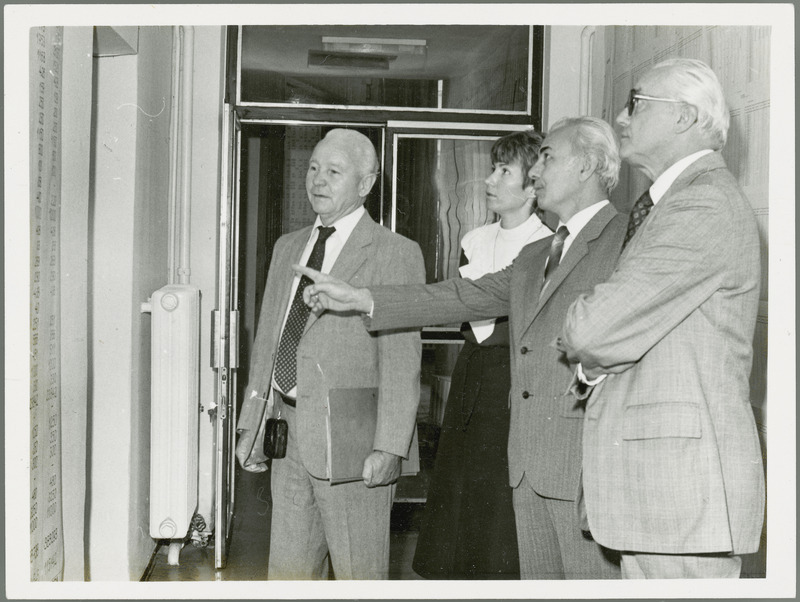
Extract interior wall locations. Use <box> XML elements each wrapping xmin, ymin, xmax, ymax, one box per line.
<box><xmin>543</xmin><ymin>26</ymin><xmax>608</xmax><ymax>130</ymax></box>
<box><xmin>88</xmin><ymin>50</ymin><xmax>138</xmax><ymax>580</ymax></box>
<box><xmin>87</xmin><ymin>26</ymin><xmax>174</xmax><ymax>580</ymax></box>
<box><xmin>59</xmin><ymin>26</ymin><xmax>94</xmax><ymax>582</ymax></box>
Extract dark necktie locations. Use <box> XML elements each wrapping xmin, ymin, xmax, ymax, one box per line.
<box><xmin>622</xmin><ymin>190</ymin><xmax>654</xmax><ymax>249</ymax></box>
<box><xmin>542</xmin><ymin>225</ymin><xmax>569</xmax><ymax>287</ymax></box>
<box><xmin>273</xmin><ymin>226</ymin><xmax>336</xmax><ymax>393</ymax></box>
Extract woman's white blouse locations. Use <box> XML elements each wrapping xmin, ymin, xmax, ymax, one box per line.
<box><xmin>458</xmin><ymin>213</ymin><xmax>551</xmax><ymax>342</ymax></box>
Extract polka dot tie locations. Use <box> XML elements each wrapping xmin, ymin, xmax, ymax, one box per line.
<box><xmin>273</xmin><ymin>226</ymin><xmax>336</xmax><ymax>394</ymax></box>
<box><xmin>623</xmin><ymin>190</ymin><xmax>654</xmax><ymax>249</ymax></box>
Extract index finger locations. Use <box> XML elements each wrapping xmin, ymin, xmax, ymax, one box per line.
<box><xmin>292</xmin><ymin>264</ymin><xmax>325</xmax><ymax>282</ymax></box>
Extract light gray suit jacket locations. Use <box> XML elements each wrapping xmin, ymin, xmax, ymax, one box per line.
<box><xmin>368</xmin><ymin>203</ymin><xmax>626</xmax><ymax>500</ymax></box>
<box><xmin>236</xmin><ymin>211</ymin><xmax>425</xmax><ymax>479</ymax></box>
<box><xmin>562</xmin><ymin>152</ymin><xmax>765</xmax><ymax>554</ymax></box>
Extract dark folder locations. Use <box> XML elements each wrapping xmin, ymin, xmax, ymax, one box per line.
<box><xmin>326</xmin><ymin>387</ymin><xmax>419</xmax><ymax>485</ymax></box>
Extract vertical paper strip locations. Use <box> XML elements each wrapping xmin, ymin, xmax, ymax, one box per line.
<box><xmin>30</xmin><ymin>26</ymin><xmax>64</xmax><ymax>582</ymax></box>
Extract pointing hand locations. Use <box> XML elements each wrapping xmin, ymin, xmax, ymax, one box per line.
<box><xmin>292</xmin><ymin>265</ymin><xmax>374</xmax><ymax>314</ymax></box>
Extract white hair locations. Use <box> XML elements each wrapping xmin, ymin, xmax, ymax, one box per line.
<box><xmin>549</xmin><ymin>116</ymin><xmax>621</xmax><ymax>193</ymax></box>
<box><xmin>647</xmin><ymin>58</ymin><xmax>730</xmax><ymax>149</ymax></box>
<box><xmin>323</xmin><ymin>128</ymin><xmax>379</xmax><ymax>179</ymax></box>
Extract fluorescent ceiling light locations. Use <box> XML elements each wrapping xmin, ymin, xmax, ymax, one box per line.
<box><xmin>321</xmin><ymin>36</ymin><xmax>427</xmax><ymax>56</ymax></box>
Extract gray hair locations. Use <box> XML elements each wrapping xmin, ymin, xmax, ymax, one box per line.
<box><xmin>549</xmin><ymin>116</ymin><xmax>621</xmax><ymax>193</ymax></box>
<box><xmin>323</xmin><ymin>128</ymin><xmax>380</xmax><ymax>179</ymax></box>
<box><xmin>647</xmin><ymin>58</ymin><xmax>729</xmax><ymax>149</ymax></box>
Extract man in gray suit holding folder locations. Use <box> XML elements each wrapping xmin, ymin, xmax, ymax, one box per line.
<box><xmin>235</xmin><ymin>129</ymin><xmax>424</xmax><ymax>580</ymax></box>
<box><xmin>561</xmin><ymin>59</ymin><xmax>765</xmax><ymax>578</ymax></box>
<box><xmin>297</xmin><ymin>117</ymin><xmax>626</xmax><ymax>579</ymax></box>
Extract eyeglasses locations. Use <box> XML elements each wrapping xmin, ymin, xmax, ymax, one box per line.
<box><xmin>626</xmin><ymin>88</ymin><xmax>684</xmax><ymax>116</ymax></box>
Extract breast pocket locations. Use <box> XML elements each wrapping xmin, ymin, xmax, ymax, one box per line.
<box><xmin>622</xmin><ymin>402</ymin><xmax>702</xmax><ymax>440</ymax></box>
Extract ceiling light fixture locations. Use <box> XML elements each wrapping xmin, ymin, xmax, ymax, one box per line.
<box><xmin>307</xmin><ymin>49</ymin><xmax>395</xmax><ymax>70</ymax></box>
<box><xmin>321</xmin><ymin>36</ymin><xmax>427</xmax><ymax>56</ymax></box>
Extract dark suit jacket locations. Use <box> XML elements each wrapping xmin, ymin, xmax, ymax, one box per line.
<box><xmin>367</xmin><ymin>203</ymin><xmax>626</xmax><ymax>500</ymax></box>
<box><xmin>236</xmin><ymin>211</ymin><xmax>425</xmax><ymax>478</ymax></box>
<box><xmin>562</xmin><ymin>152</ymin><xmax>765</xmax><ymax>554</ymax></box>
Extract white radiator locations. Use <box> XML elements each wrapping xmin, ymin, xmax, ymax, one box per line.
<box><xmin>145</xmin><ymin>284</ymin><xmax>200</xmax><ymax>541</ymax></box>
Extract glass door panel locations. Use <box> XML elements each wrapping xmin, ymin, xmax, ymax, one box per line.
<box><xmin>391</xmin><ymin>134</ymin><xmax>498</xmax><ymax>284</ymax></box>
<box><xmin>388</xmin><ymin>128</ymin><xmax>521</xmax><ymax>502</ymax></box>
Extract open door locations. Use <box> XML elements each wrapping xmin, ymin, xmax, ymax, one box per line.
<box><xmin>212</xmin><ymin>101</ymin><xmax>241</xmax><ymax>569</ymax></box>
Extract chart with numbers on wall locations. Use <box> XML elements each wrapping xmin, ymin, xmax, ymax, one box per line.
<box><xmin>30</xmin><ymin>25</ymin><xmax>64</xmax><ymax>582</ymax></box>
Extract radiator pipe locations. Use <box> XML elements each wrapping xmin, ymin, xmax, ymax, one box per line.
<box><xmin>579</xmin><ymin>26</ymin><xmax>596</xmax><ymax>116</ymax></box>
<box><xmin>177</xmin><ymin>26</ymin><xmax>195</xmax><ymax>285</ymax></box>
<box><xmin>167</xmin><ymin>26</ymin><xmax>181</xmax><ymax>284</ymax></box>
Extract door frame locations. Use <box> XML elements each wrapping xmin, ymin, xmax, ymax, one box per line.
<box><xmin>225</xmin><ymin>116</ymin><xmax>531</xmax><ymax>509</ymax></box>
<box><xmin>213</xmin><ymin>102</ymin><xmax>242</xmax><ymax>570</ymax></box>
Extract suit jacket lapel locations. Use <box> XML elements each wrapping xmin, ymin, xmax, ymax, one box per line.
<box><xmin>522</xmin><ymin>203</ymin><xmax>618</xmax><ymax>333</ymax></box>
<box><xmin>516</xmin><ymin>246</ymin><xmax>549</xmax><ymax>336</ymax></box>
<box><xmin>622</xmin><ymin>152</ymin><xmax>725</xmax><ymax>258</ymax></box>
<box><xmin>329</xmin><ymin>211</ymin><xmax>374</xmax><ymax>281</ymax></box>
<box><xmin>275</xmin><ymin>227</ymin><xmax>313</xmax><ymax>339</ymax></box>
<box><xmin>303</xmin><ymin>211</ymin><xmax>374</xmax><ymax>333</ymax></box>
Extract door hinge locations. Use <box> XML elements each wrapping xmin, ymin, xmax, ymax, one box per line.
<box><xmin>229</xmin><ymin>310</ymin><xmax>239</xmax><ymax>369</ymax></box>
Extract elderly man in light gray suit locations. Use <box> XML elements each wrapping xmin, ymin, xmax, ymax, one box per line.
<box><xmin>235</xmin><ymin>128</ymin><xmax>424</xmax><ymax>580</ymax></box>
<box><xmin>297</xmin><ymin>117</ymin><xmax>626</xmax><ymax>579</ymax></box>
<box><xmin>560</xmin><ymin>59</ymin><xmax>765</xmax><ymax>578</ymax></box>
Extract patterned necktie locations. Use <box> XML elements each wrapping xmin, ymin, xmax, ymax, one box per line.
<box><xmin>542</xmin><ymin>225</ymin><xmax>570</xmax><ymax>287</ymax></box>
<box><xmin>273</xmin><ymin>226</ymin><xmax>336</xmax><ymax>393</ymax></box>
<box><xmin>622</xmin><ymin>190</ymin><xmax>654</xmax><ymax>249</ymax></box>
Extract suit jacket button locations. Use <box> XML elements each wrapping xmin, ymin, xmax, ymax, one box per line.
<box><xmin>522</xmin><ymin>391</ymin><xmax>530</xmax><ymax>399</ymax></box>
<box><xmin>520</xmin><ymin>346</ymin><xmax>528</xmax><ymax>354</ymax></box>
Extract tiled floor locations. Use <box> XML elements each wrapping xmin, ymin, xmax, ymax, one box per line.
<box><xmin>143</xmin><ymin>466</ymin><xmax>426</xmax><ymax>581</ymax></box>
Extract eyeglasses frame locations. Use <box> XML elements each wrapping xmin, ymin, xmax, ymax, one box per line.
<box><xmin>626</xmin><ymin>88</ymin><xmax>684</xmax><ymax>116</ymax></box>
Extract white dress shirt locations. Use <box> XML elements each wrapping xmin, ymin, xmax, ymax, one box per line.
<box><xmin>556</xmin><ymin>200</ymin><xmax>610</xmax><ymax>260</ymax></box>
<box><xmin>273</xmin><ymin>205</ymin><xmax>366</xmax><ymax>397</ymax></box>
<box><xmin>649</xmin><ymin>149</ymin><xmax>713</xmax><ymax>204</ymax></box>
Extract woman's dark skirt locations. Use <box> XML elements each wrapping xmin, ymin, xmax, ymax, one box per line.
<box><xmin>412</xmin><ymin>340</ymin><xmax>520</xmax><ymax>579</ymax></box>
